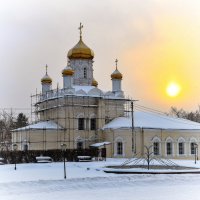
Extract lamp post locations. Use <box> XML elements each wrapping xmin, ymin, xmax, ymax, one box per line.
<box><xmin>13</xmin><ymin>143</ymin><xmax>18</xmax><ymax>170</ymax></box>
<box><xmin>194</xmin><ymin>143</ymin><xmax>198</xmax><ymax>164</ymax></box>
<box><xmin>104</xmin><ymin>143</ymin><xmax>106</xmax><ymax>161</ymax></box>
<box><xmin>61</xmin><ymin>143</ymin><xmax>67</xmax><ymax>179</ymax></box>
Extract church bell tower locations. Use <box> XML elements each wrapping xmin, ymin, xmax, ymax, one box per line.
<box><xmin>111</xmin><ymin>59</ymin><xmax>123</xmax><ymax>96</ymax></box>
<box><xmin>67</xmin><ymin>23</ymin><xmax>94</xmax><ymax>86</ymax></box>
<box><xmin>41</xmin><ymin>65</ymin><xmax>52</xmax><ymax>94</ymax></box>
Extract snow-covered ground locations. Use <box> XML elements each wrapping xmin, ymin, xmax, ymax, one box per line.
<box><xmin>1</xmin><ymin>159</ymin><xmax>200</xmax><ymax>200</ymax></box>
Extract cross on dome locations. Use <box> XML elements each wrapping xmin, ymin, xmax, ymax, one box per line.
<box><xmin>45</xmin><ymin>64</ymin><xmax>48</xmax><ymax>75</ymax></box>
<box><xmin>67</xmin><ymin>23</ymin><xmax>94</xmax><ymax>59</ymax></box>
<box><xmin>111</xmin><ymin>58</ymin><xmax>122</xmax><ymax>80</ymax></box>
<box><xmin>115</xmin><ymin>59</ymin><xmax>118</xmax><ymax>69</ymax></box>
<box><xmin>78</xmin><ymin>22</ymin><xmax>83</xmax><ymax>39</ymax></box>
<box><xmin>41</xmin><ymin>64</ymin><xmax>52</xmax><ymax>84</ymax></box>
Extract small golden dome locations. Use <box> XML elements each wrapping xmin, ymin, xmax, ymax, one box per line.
<box><xmin>62</xmin><ymin>66</ymin><xmax>74</xmax><ymax>76</ymax></box>
<box><xmin>111</xmin><ymin>69</ymin><xmax>122</xmax><ymax>80</ymax></box>
<box><xmin>92</xmin><ymin>78</ymin><xmax>98</xmax><ymax>87</ymax></box>
<box><xmin>67</xmin><ymin>38</ymin><xmax>94</xmax><ymax>59</ymax></box>
<box><xmin>41</xmin><ymin>65</ymin><xmax>52</xmax><ymax>84</ymax></box>
<box><xmin>41</xmin><ymin>74</ymin><xmax>52</xmax><ymax>84</ymax></box>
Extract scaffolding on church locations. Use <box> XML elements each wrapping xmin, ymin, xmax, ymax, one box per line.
<box><xmin>12</xmin><ymin>87</ymin><xmax>134</xmax><ymax>152</ymax></box>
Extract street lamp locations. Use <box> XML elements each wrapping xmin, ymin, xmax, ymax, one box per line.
<box><xmin>104</xmin><ymin>143</ymin><xmax>106</xmax><ymax>161</ymax></box>
<box><xmin>61</xmin><ymin>143</ymin><xmax>67</xmax><ymax>179</ymax></box>
<box><xmin>13</xmin><ymin>143</ymin><xmax>18</xmax><ymax>170</ymax></box>
<box><xmin>194</xmin><ymin>143</ymin><xmax>198</xmax><ymax>164</ymax></box>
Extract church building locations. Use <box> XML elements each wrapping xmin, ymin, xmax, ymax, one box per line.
<box><xmin>12</xmin><ymin>24</ymin><xmax>200</xmax><ymax>160</ymax></box>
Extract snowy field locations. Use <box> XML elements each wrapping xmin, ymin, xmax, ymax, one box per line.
<box><xmin>1</xmin><ymin>158</ymin><xmax>200</xmax><ymax>200</ymax></box>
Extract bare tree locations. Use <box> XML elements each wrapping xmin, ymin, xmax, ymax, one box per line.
<box><xmin>168</xmin><ymin>106</ymin><xmax>200</xmax><ymax>123</ymax></box>
<box><xmin>144</xmin><ymin>145</ymin><xmax>154</xmax><ymax>170</ymax></box>
<box><xmin>0</xmin><ymin>110</ymin><xmax>29</xmax><ymax>151</ymax></box>
<box><xmin>0</xmin><ymin>110</ymin><xmax>16</xmax><ymax>150</ymax></box>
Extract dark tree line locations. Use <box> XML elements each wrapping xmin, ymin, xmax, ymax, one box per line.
<box><xmin>1</xmin><ymin>148</ymin><xmax>100</xmax><ymax>164</ymax></box>
<box><xmin>15</xmin><ymin>113</ymin><xmax>29</xmax><ymax>128</ymax></box>
<box><xmin>167</xmin><ymin>106</ymin><xmax>200</xmax><ymax>123</ymax></box>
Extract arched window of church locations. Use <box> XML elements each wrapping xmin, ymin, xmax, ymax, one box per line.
<box><xmin>190</xmin><ymin>138</ymin><xmax>197</xmax><ymax>155</ymax></box>
<box><xmin>117</xmin><ymin>142</ymin><xmax>123</xmax><ymax>155</ymax></box>
<box><xmin>23</xmin><ymin>144</ymin><xmax>28</xmax><ymax>151</ymax></box>
<box><xmin>90</xmin><ymin>118</ymin><xmax>96</xmax><ymax>130</ymax></box>
<box><xmin>83</xmin><ymin>67</ymin><xmax>87</xmax><ymax>78</ymax></box>
<box><xmin>191</xmin><ymin>143</ymin><xmax>195</xmax><ymax>155</ymax></box>
<box><xmin>179</xmin><ymin>142</ymin><xmax>184</xmax><ymax>155</ymax></box>
<box><xmin>78</xmin><ymin>118</ymin><xmax>85</xmax><ymax>130</ymax></box>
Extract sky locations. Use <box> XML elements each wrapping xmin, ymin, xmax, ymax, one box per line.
<box><xmin>1</xmin><ymin>0</ymin><xmax>200</xmax><ymax>114</ymax></box>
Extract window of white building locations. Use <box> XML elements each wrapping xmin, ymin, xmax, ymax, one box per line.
<box><xmin>114</xmin><ymin>137</ymin><xmax>124</xmax><ymax>157</ymax></box>
<box><xmin>179</xmin><ymin>142</ymin><xmax>184</xmax><ymax>155</ymax></box>
<box><xmin>190</xmin><ymin>138</ymin><xmax>198</xmax><ymax>155</ymax></box>
<box><xmin>191</xmin><ymin>142</ymin><xmax>196</xmax><ymax>155</ymax></box>
<box><xmin>166</xmin><ymin>142</ymin><xmax>172</xmax><ymax>155</ymax></box>
<box><xmin>153</xmin><ymin>142</ymin><xmax>159</xmax><ymax>155</ymax></box>
<box><xmin>152</xmin><ymin>137</ymin><xmax>161</xmax><ymax>156</ymax></box>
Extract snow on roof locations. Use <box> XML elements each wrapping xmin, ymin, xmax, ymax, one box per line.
<box><xmin>73</xmin><ymin>85</ymin><xmax>95</xmax><ymax>93</ymax></box>
<box><xmin>12</xmin><ymin>121</ymin><xmax>63</xmax><ymax>131</ymax></box>
<box><xmin>37</xmin><ymin>85</ymin><xmax>125</xmax><ymax>104</ymax></box>
<box><xmin>103</xmin><ymin>111</ymin><xmax>200</xmax><ymax>130</ymax></box>
<box><xmin>90</xmin><ymin>142</ymin><xmax>111</xmax><ymax>147</ymax></box>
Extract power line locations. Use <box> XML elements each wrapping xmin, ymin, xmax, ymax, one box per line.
<box><xmin>0</xmin><ymin>108</ymin><xmax>31</xmax><ymax>110</ymax></box>
<box><xmin>133</xmin><ymin>105</ymin><xmax>200</xmax><ymax>127</ymax></box>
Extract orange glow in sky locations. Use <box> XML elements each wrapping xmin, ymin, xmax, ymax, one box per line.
<box><xmin>123</xmin><ymin>3</ymin><xmax>200</xmax><ymax>111</ymax></box>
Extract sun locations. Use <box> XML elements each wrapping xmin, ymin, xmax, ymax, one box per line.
<box><xmin>166</xmin><ymin>82</ymin><xmax>181</xmax><ymax>97</ymax></box>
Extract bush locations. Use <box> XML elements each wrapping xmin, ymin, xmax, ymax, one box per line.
<box><xmin>0</xmin><ymin>148</ymin><xmax>99</xmax><ymax>163</ymax></box>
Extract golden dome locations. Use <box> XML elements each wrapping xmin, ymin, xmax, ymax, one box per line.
<box><xmin>111</xmin><ymin>69</ymin><xmax>122</xmax><ymax>80</ymax></box>
<box><xmin>41</xmin><ymin>74</ymin><xmax>52</xmax><ymax>84</ymax></box>
<box><xmin>41</xmin><ymin>65</ymin><xmax>52</xmax><ymax>84</ymax></box>
<box><xmin>92</xmin><ymin>78</ymin><xmax>98</xmax><ymax>87</ymax></box>
<box><xmin>67</xmin><ymin>38</ymin><xmax>94</xmax><ymax>59</ymax></box>
<box><xmin>62</xmin><ymin>66</ymin><xmax>74</xmax><ymax>76</ymax></box>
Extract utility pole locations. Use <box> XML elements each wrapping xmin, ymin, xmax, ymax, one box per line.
<box><xmin>131</xmin><ymin>101</ymin><xmax>134</xmax><ymax>154</ymax></box>
<box><xmin>131</xmin><ymin>100</ymin><xmax>138</xmax><ymax>155</ymax></box>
